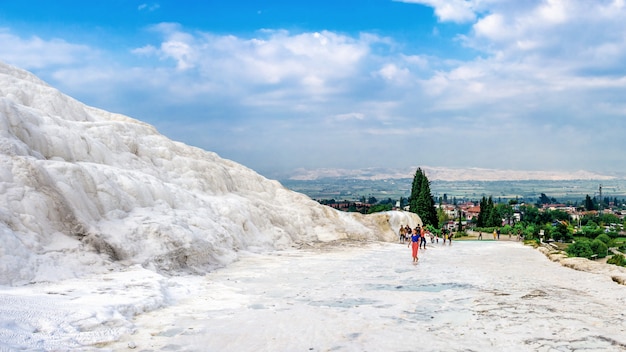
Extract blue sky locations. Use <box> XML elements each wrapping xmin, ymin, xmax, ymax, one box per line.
<box><xmin>2</xmin><ymin>0</ymin><xmax>626</xmax><ymax>178</ymax></box>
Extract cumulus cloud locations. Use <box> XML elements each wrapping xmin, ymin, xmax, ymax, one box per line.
<box><xmin>0</xmin><ymin>30</ymin><xmax>93</xmax><ymax>69</ymax></box>
<box><xmin>135</xmin><ymin>25</ymin><xmax>377</xmax><ymax>104</ymax></box>
<box><xmin>3</xmin><ymin>0</ymin><xmax>626</xmax><ymax>174</ymax></box>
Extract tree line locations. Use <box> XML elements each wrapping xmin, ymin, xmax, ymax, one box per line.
<box><xmin>319</xmin><ymin>167</ymin><xmax>626</xmax><ymax>266</ymax></box>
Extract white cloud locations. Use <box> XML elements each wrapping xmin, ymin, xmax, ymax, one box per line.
<box><xmin>396</xmin><ymin>0</ymin><xmax>478</xmax><ymax>23</ymax></box>
<box><xmin>376</xmin><ymin>63</ymin><xmax>411</xmax><ymax>83</ymax></box>
<box><xmin>0</xmin><ymin>30</ymin><xmax>93</xmax><ymax>69</ymax></box>
<box><xmin>138</xmin><ymin>3</ymin><xmax>160</xmax><ymax>12</ymax></box>
<box><xmin>135</xmin><ymin>26</ymin><xmax>375</xmax><ymax>102</ymax></box>
<box><xmin>161</xmin><ymin>40</ymin><xmax>195</xmax><ymax>70</ymax></box>
<box><xmin>131</xmin><ymin>44</ymin><xmax>158</xmax><ymax>56</ymax></box>
<box><xmin>333</xmin><ymin>112</ymin><xmax>365</xmax><ymax>121</ymax></box>
<box><xmin>472</xmin><ymin>13</ymin><xmax>508</xmax><ymax>41</ymax></box>
<box><xmin>402</xmin><ymin>54</ymin><xmax>429</xmax><ymax>69</ymax></box>
<box><xmin>536</xmin><ymin>0</ymin><xmax>568</xmax><ymax>24</ymax></box>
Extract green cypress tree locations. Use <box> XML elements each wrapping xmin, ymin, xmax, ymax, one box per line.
<box><xmin>487</xmin><ymin>196</ymin><xmax>501</xmax><ymax>227</ymax></box>
<box><xmin>420</xmin><ymin>175</ymin><xmax>438</xmax><ymax>227</ymax></box>
<box><xmin>476</xmin><ymin>196</ymin><xmax>487</xmax><ymax>227</ymax></box>
<box><xmin>409</xmin><ymin>168</ymin><xmax>424</xmax><ymax>214</ymax></box>
<box><xmin>409</xmin><ymin>167</ymin><xmax>438</xmax><ymax>227</ymax></box>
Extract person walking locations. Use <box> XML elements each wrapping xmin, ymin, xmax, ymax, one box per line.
<box><xmin>399</xmin><ymin>225</ymin><xmax>406</xmax><ymax>243</ymax></box>
<box><xmin>408</xmin><ymin>228</ymin><xmax>420</xmax><ymax>262</ymax></box>
<box><xmin>420</xmin><ymin>227</ymin><xmax>427</xmax><ymax>250</ymax></box>
<box><xmin>478</xmin><ymin>231</ymin><xmax>483</xmax><ymax>240</ymax></box>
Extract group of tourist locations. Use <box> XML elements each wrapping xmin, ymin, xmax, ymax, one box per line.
<box><xmin>399</xmin><ymin>224</ymin><xmax>453</xmax><ymax>262</ymax></box>
<box><xmin>476</xmin><ymin>228</ymin><xmax>524</xmax><ymax>241</ymax></box>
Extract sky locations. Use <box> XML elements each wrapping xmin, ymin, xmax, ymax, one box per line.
<box><xmin>2</xmin><ymin>0</ymin><xmax>626</xmax><ymax>178</ymax></box>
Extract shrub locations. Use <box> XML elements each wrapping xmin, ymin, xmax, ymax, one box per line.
<box><xmin>590</xmin><ymin>239</ymin><xmax>608</xmax><ymax>258</ymax></box>
<box><xmin>553</xmin><ymin>222</ymin><xmax>572</xmax><ymax>242</ymax></box>
<box><xmin>566</xmin><ymin>239</ymin><xmax>593</xmax><ymax>258</ymax></box>
<box><xmin>595</xmin><ymin>233</ymin><xmax>611</xmax><ymax>245</ymax></box>
<box><xmin>580</xmin><ymin>225</ymin><xmax>603</xmax><ymax>238</ymax></box>
<box><xmin>607</xmin><ymin>254</ymin><xmax>626</xmax><ymax>267</ymax></box>
<box><xmin>524</xmin><ymin>225</ymin><xmax>538</xmax><ymax>240</ymax></box>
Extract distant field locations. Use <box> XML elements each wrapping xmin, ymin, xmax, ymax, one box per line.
<box><xmin>280</xmin><ymin>178</ymin><xmax>626</xmax><ymax>204</ymax></box>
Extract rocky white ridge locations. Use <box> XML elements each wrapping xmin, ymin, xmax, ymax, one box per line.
<box><xmin>0</xmin><ymin>61</ymin><xmax>420</xmax><ymax>286</ymax></box>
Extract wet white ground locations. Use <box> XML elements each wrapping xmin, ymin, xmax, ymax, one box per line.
<box><xmin>103</xmin><ymin>241</ymin><xmax>626</xmax><ymax>352</ymax></box>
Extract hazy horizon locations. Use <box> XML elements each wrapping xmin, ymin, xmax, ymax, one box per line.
<box><xmin>275</xmin><ymin>165</ymin><xmax>624</xmax><ymax>182</ymax></box>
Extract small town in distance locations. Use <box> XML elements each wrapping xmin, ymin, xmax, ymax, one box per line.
<box><xmin>282</xmin><ymin>169</ymin><xmax>626</xmax><ymax>267</ymax></box>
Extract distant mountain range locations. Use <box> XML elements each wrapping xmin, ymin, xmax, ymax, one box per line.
<box><xmin>283</xmin><ymin>166</ymin><xmax>620</xmax><ymax>182</ymax></box>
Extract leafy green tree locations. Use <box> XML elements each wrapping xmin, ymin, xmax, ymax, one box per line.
<box><xmin>566</xmin><ymin>239</ymin><xmax>594</xmax><ymax>258</ymax></box>
<box><xmin>595</xmin><ymin>233</ymin><xmax>611</xmax><ymax>245</ymax></box>
<box><xmin>437</xmin><ymin>206</ymin><xmax>450</xmax><ymax>228</ymax></box>
<box><xmin>544</xmin><ymin>223</ymin><xmax>554</xmax><ymax>240</ymax></box>
<box><xmin>496</xmin><ymin>203</ymin><xmax>515</xmax><ymax>225</ymax></box>
<box><xmin>599</xmin><ymin>213</ymin><xmax>620</xmax><ymax>226</ymax></box>
<box><xmin>590</xmin><ymin>239</ymin><xmax>608</xmax><ymax>258</ymax></box>
<box><xmin>520</xmin><ymin>205</ymin><xmax>541</xmax><ymax>225</ymax></box>
<box><xmin>524</xmin><ymin>224</ymin><xmax>539</xmax><ymax>240</ymax></box>
<box><xmin>580</xmin><ymin>222</ymin><xmax>603</xmax><ymax>238</ymax></box>
<box><xmin>547</xmin><ymin>210</ymin><xmax>571</xmax><ymax>222</ymax></box>
<box><xmin>552</xmin><ymin>222</ymin><xmax>572</xmax><ymax>242</ymax></box>
<box><xmin>367</xmin><ymin>204</ymin><xmax>392</xmax><ymax>214</ymax></box>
